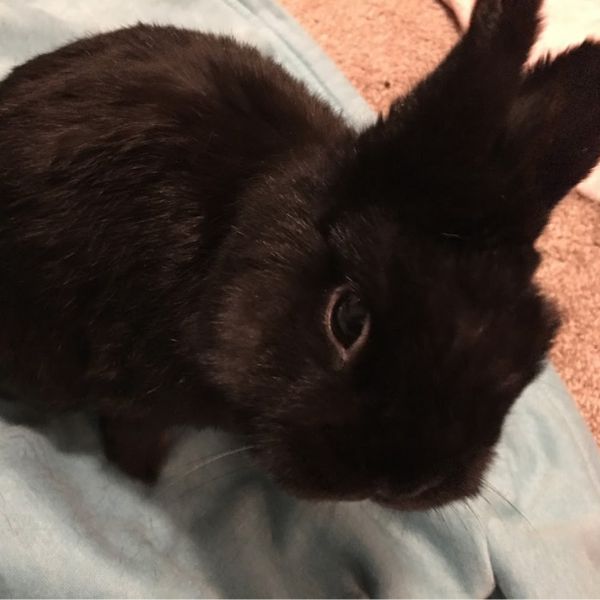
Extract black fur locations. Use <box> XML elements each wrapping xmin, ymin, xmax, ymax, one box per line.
<box><xmin>0</xmin><ymin>0</ymin><xmax>598</xmax><ymax>509</ymax></box>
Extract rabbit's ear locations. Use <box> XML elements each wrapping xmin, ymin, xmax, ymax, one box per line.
<box><xmin>499</xmin><ymin>42</ymin><xmax>600</xmax><ymax>240</ymax></box>
<box><xmin>390</xmin><ymin>0</ymin><xmax>541</xmax><ymax>157</ymax></box>
<box><xmin>354</xmin><ymin>0</ymin><xmax>540</xmax><ymax>173</ymax></box>
<box><xmin>342</xmin><ymin>0</ymin><xmax>543</xmax><ymax>241</ymax></box>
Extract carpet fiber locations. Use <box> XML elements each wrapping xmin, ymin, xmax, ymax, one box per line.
<box><xmin>280</xmin><ymin>0</ymin><xmax>600</xmax><ymax>443</ymax></box>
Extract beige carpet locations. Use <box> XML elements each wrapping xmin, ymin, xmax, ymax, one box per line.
<box><xmin>281</xmin><ymin>0</ymin><xmax>600</xmax><ymax>443</ymax></box>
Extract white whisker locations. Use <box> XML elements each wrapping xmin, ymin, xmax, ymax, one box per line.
<box><xmin>463</xmin><ymin>499</ymin><xmax>485</xmax><ymax>533</ymax></box>
<box><xmin>482</xmin><ymin>481</ymin><xmax>534</xmax><ymax>529</ymax></box>
<box><xmin>162</xmin><ymin>445</ymin><xmax>256</xmax><ymax>489</ymax></box>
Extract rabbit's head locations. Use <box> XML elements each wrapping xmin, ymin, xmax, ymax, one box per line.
<box><xmin>204</xmin><ymin>0</ymin><xmax>600</xmax><ymax>509</ymax></box>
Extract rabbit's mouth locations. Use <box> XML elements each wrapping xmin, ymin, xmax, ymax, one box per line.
<box><xmin>371</xmin><ymin>452</ymin><xmax>492</xmax><ymax>511</ymax></box>
<box><xmin>372</xmin><ymin>477</ymin><xmax>479</xmax><ymax>511</ymax></box>
<box><xmin>373</xmin><ymin>474</ymin><xmax>447</xmax><ymax>505</ymax></box>
<box><xmin>253</xmin><ymin>443</ymin><xmax>493</xmax><ymax>511</ymax></box>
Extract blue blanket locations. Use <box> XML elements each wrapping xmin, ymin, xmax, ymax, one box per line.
<box><xmin>1</xmin><ymin>1</ymin><xmax>599</xmax><ymax>597</ymax></box>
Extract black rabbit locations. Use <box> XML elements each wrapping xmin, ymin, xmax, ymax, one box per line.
<box><xmin>1</xmin><ymin>0</ymin><xmax>599</xmax><ymax>510</ymax></box>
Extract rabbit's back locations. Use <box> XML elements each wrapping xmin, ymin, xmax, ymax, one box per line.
<box><xmin>0</xmin><ymin>24</ymin><xmax>347</xmax><ymax>413</ymax></box>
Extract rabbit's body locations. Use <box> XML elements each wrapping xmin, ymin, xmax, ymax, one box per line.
<box><xmin>0</xmin><ymin>27</ymin><xmax>348</xmax><ymax>429</ymax></box>
<box><xmin>1</xmin><ymin>0</ymin><xmax>599</xmax><ymax>507</ymax></box>
<box><xmin>0</xmin><ymin>26</ymin><xmax>354</xmax><ymax>478</ymax></box>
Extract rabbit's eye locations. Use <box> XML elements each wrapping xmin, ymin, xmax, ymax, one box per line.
<box><xmin>326</xmin><ymin>286</ymin><xmax>371</xmax><ymax>361</ymax></box>
<box><xmin>332</xmin><ymin>292</ymin><xmax>368</xmax><ymax>347</ymax></box>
